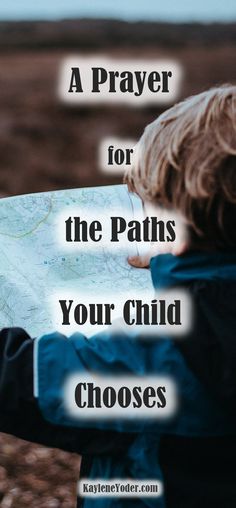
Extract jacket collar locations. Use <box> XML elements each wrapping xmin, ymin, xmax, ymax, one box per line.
<box><xmin>150</xmin><ymin>250</ymin><xmax>236</xmax><ymax>290</ymax></box>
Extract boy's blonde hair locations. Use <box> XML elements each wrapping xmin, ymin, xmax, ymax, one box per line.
<box><xmin>125</xmin><ymin>85</ymin><xmax>236</xmax><ymax>248</ymax></box>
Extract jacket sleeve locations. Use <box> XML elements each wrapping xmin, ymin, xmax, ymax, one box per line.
<box><xmin>1</xmin><ymin>327</ymin><xmax>231</xmax><ymax>440</ymax></box>
<box><xmin>0</xmin><ymin>328</ymin><xmax>133</xmax><ymax>455</ymax></box>
<box><xmin>34</xmin><ymin>328</ymin><xmax>231</xmax><ymax>435</ymax></box>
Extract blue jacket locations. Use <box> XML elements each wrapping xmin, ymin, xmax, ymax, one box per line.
<box><xmin>1</xmin><ymin>251</ymin><xmax>236</xmax><ymax>508</ymax></box>
<box><xmin>35</xmin><ymin>251</ymin><xmax>236</xmax><ymax>508</ymax></box>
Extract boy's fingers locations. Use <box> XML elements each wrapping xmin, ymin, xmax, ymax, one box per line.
<box><xmin>128</xmin><ymin>255</ymin><xmax>150</xmax><ymax>268</ymax></box>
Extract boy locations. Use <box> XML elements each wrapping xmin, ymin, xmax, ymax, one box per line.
<box><xmin>1</xmin><ymin>85</ymin><xmax>236</xmax><ymax>507</ymax></box>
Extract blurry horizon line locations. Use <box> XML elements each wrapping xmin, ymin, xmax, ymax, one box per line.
<box><xmin>1</xmin><ymin>15</ymin><xmax>236</xmax><ymax>24</ymax></box>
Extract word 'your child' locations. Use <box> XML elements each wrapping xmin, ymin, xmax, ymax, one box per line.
<box><xmin>59</xmin><ymin>298</ymin><xmax>181</xmax><ymax>327</ymax></box>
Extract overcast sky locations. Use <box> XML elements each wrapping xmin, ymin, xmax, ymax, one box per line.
<box><xmin>1</xmin><ymin>0</ymin><xmax>236</xmax><ymax>22</ymax></box>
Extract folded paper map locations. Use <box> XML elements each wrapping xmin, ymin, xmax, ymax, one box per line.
<box><xmin>0</xmin><ymin>185</ymin><xmax>153</xmax><ymax>337</ymax></box>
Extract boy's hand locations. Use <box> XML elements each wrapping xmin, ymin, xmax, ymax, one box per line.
<box><xmin>127</xmin><ymin>202</ymin><xmax>169</xmax><ymax>268</ymax></box>
<box><xmin>128</xmin><ymin>253</ymin><xmax>151</xmax><ymax>268</ymax></box>
<box><xmin>128</xmin><ymin>242</ymin><xmax>160</xmax><ymax>268</ymax></box>
<box><xmin>127</xmin><ymin>201</ymin><xmax>188</xmax><ymax>268</ymax></box>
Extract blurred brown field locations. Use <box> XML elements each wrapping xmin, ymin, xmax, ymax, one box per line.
<box><xmin>0</xmin><ymin>21</ymin><xmax>236</xmax><ymax>196</ymax></box>
<box><xmin>0</xmin><ymin>18</ymin><xmax>236</xmax><ymax>507</ymax></box>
